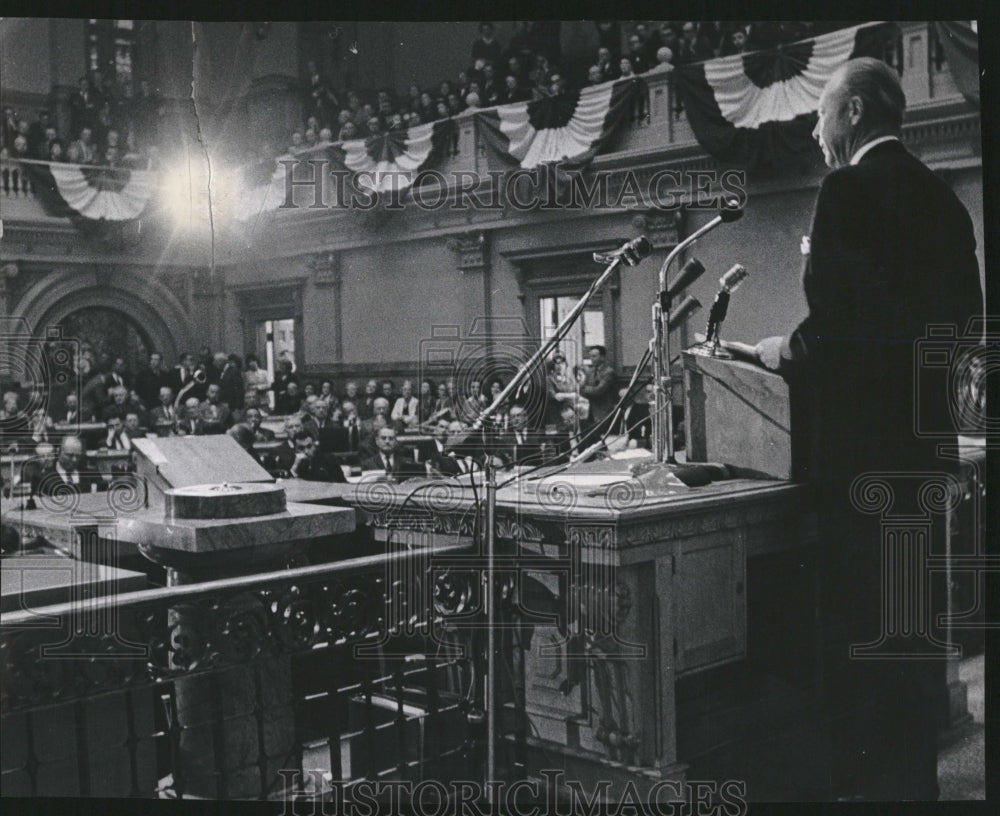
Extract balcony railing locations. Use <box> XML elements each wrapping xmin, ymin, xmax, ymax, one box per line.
<box><xmin>0</xmin><ymin>23</ymin><xmax>974</xmax><ymax>221</ymax></box>
<box><xmin>0</xmin><ymin>542</ymin><xmax>526</xmax><ymax>800</ymax></box>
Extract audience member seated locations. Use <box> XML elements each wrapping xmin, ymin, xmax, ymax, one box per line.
<box><xmin>199</xmin><ymin>383</ymin><xmax>231</xmax><ymax>434</ymax></box>
<box><xmin>123</xmin><ymin>411</ymin><xmax>146</xmax><ymax>441</ymax></box>
<box><xmin>426</xmin><ymin>418</ymin><xmax>465</xmax><ymax>476</ymax></box>
<box><xmin>289</xmin><ymin>430</ymin><xmax>347</xmax><ymax>483</ymax></box>
<box><xmin>31</xmin><ymin>436</ymin><xmax>104</xmax><ymax>496</ymax></box>
<box><xmin>227</xmin><ymin>422</ymin><xmax>264</xmax><ymax>465</ymax></box>
<box><xmin>391</xmin><ymin>380</ymin><xmax>420</xmax><ymax>431</ymax></box>
<box><xmin>244</xmin><ymin>407</ymin><xmax>274</xmax><ymax>443</ymax></box>
<box><xmin>359</xmin><ymin>425</ymin><xmax>421</xmax><ymax>481</ymax></box>
<box><xmin>266</xmin><ymin>414</ymin><xmax>304</xmax><ymax>476</ymax></box>
<box><xmin>275</xmin><ymin>380</ymin><xmax>303</xmax><ymax>415</ymax></box>
<box><xmin>177</xmin><ymin>397</ymin><xmax>205</xmax><ymax>436</ymax></box>
<box><xmin>489</xmin><ymin>404</ymin><xmax>552</xmax><ymax>467</ymax></box>
<box><xmin>150</xmin><ymin>386</ymin><xmax>178</xmax><ymax>435</ymax></box>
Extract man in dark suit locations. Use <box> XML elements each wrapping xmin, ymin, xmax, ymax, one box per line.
<box><xmin>359</xmin><ymin>426</ymin><xmax>420</xmax><ymax>481</ymax></box>
<box><xmin>426</xmin><ymin>419</ymin><xmax>464</xmax><ymax>477</ymax></box>
<box><xmin>150</xmin><ymin>386</ymin><xmax>178</xmax><ymax>436</ymax></box>
<box><xmin>177</xmin><ymin>397</ymin><xmax>205</xmax><ymax>437</ymax></box>
<box><xmin>198</xmin><ymin>384</ymin><xmax>231</xmax><ymax>434</ymax></box>
<box><xmin>134</xmin><ymin>352</ymin><xmax>168</xmax><ymax>408</ymax></box>
<box><xmin>753</xmin><ymin>58</ymin><xmax>983</xmax><ymax>801</ymax></box>
<box><xmin>490</xmin><ymin>405</ymin><xmax>551</xmax><ymax>467</ymax></box>
<box><xmin>244</xmin><ymin>408</ymin><xmax>275</xmax><ymax>443</ymax></box>
<box><xmin>579</xmin><ymin>345</ymin><xmax>618</xmax><ymax>439</ymax></box>
<box><xmin>31</xmin><ymin>436</ymin><xmax>104</xmax><ymax>496</ymax></box>
<box><xmin>289</xmin><ymin>431</ymin><xmax>347</xmax><ymax>483</ymax></box>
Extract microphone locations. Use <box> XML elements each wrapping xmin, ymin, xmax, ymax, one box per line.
<box><xmin>667</xmin><ymin>294</ymin><xmax>701</xmax><ymax>330</ymax></box>
<box><xmin>592</xmin><ymin>236</ymin><xmax>652</xmax><ymax>266</ymax></box>
<box><xmin>663</xmin><ymin>257</ymin><xmax>706</xmax><ymax>307</ymax></box>
<box><xmin>705</xmin><ymin>264</ymin><xmax>749</xmax><ymax>342</ymax></box>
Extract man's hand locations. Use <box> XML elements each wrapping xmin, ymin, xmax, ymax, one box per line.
<box><xmin>754</xmin><ymin>336</ymin><xmax>785</xmax><ymax>371</ymax></box>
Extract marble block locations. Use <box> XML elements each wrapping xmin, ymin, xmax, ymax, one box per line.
<box><xmin>114</xmin><ymin>503</ymin><xmax>355</xmax><ymax>553</ymax></box>
<box><xmin>165</xmin><ymin>483</ymin><xmax>287</xmax><ymax>521</ymax></box>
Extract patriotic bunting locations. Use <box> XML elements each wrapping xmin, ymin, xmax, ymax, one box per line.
<box><xmin>475</xmin><ymin>77</ymin><xmax>643</xmax><ymax>169</ymax></box>
<box><xmin>341</xmin><ymin>119</ymin><xmax>456</xmax><ymax>194</ymax></box>
<box><xmin>671</xmin><ymin>22</ymin><xmax>897</xmax><ymax>172</ymax></box>
<box><xmin>21</xmin><ymin>160</ymin><xmax>154</xmax><ymax>221</ymax></box>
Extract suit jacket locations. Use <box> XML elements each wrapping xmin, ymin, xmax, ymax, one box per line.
<box><xmin>579</xmin><ymin>362</ymin><xmax>617</xmax><ymax>424</ymax></box>
<box><xmin>621</xmin><ymin>401</ymin><xmax>651</xmax><ymax>445</ymax></box>
<box><xmin>176</xmin><ymin>415</ymin><xmax>205</xmax><ymax>436</ymax></box>
<box><xmin>359</xmin><ymin>449</ymin><xmax>422</xmax><ymax>481</ymax></box>
<box><xmin>251</xmin><ymin>425</ymin><xmax>276</xmax><ymax>443</ymax></box>
<box><xmin>134</xmin><ymin>366</ymin><xmax>167</xmax><ymax>408</ymax></box>
<box><xmin>426</xmin><ymin>440</ymin><xmax>464</xmax><ymax>476</ymax></box>
<box><xmin>199</xmin><ymin>401</ymin><xmax>231</xmax><ymax>433</ymax></box>
<box><xmin>293</xmin><ymin>452</ymin><xmax>347</xmax><ymax>483</ymax></box>
<box><xmin>490</xmin><ymin>430</ymin><xmax>552</xmax><ymax>467</ymax></box>
<box><xmin>32</xmin><ymin>465</ymin><xmax>104</xmax><ymax>497</ymax></box>
<box><xmin>150</xmin><ymin>404</ymin><xmax>179</xmax><ymax>434</ymax></box>
<box><xmin>773</xmin><ymin>140</ymin><xmax>983</xmax><ymax>484</ymax></box>
<box><xmin>218</xmin><ymin>364</ymin><xmax>244</xmax><ymax>411</ymax></box>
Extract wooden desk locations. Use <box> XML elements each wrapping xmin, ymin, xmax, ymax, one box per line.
<box><xmin>342</xmin><ymin>467</ymin><xmax>810</xmax><ymax>792</ymax></box>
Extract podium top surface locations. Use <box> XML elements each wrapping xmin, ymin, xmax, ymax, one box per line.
<box><xmin>133</xmin><ymin>435</ymin><xmax>273</xmax><ymax>488</ymax></box>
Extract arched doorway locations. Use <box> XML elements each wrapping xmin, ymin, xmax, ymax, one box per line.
<box><xmin>58</xmin><ymin>307</ymin><xmax>153</xmax><ymax>373</ymax></box>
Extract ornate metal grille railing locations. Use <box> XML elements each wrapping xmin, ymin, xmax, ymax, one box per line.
<box><xmin>0</xmin><ymin>544</ymin><xmax>527</xmax><ymax>801</ymax></box>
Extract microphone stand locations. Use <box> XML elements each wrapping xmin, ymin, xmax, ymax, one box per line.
<box><xmin>471</xmin><ymin>248</ymin><xmax>636</xmax><ymax>802</ymax></box>
<box><xmin>652</xmin><ymin>211</ymin><xmax>734</xmax><ymax>463</ymax></box>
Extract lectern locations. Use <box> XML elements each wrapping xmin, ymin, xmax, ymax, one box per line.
<box><xmin>682</xmin><ymin>351</ymin><xmax>802</xmax><ymax>480</ymax></box>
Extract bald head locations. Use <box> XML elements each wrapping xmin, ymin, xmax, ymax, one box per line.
<box><xmin>814</xmin><ymin>57</ymin><xmax>906</xmax><ymax>169</ymax></box>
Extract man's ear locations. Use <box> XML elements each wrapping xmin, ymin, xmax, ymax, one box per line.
<box><xmin>847</xmin><ymin>95</ymin><xmax>864</xmax><ymax>126</ymax></box>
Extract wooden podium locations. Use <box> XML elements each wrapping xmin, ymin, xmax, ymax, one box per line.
<box><xmin>682</xmin><ymin>351</ymin><xmax>801</xmax><ymax>480</ymax></box>
<box><xmin>132</xmin><ymin>436</ymin><xmax>274</xmax><ymax>508</ymax></box>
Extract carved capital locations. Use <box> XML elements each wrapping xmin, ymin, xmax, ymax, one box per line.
<box><xmin>630</xmin><ymin>209</ymin><xmax>682</xmax><ymax>250</ymax></box>
<box><xmin>446</xmin><ymin>231</ymin><xmax>487</xmax><ymax>272</ymax></box>
<box><xmin>307</xmin><ymin>250</ymin><xmax>341</xmax><ymax>287</ymax></box>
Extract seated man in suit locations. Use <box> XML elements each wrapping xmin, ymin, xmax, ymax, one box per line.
<box><xmin>426</xmin><ymin>418</ymin><xmax>464</xmax><ymax>477</ymax></box>
<box><xmin>149</xmin><ymin>386</ymin><xmax>178</xmax><ymax>436</ymax></box>
<box><xmin>491</xmin><ymin>404</ymin><xmax>552</xmax><ymax>468</ymax></box>
<box><xmin>123</xmin><ymin>411</ymin><xmax>147</xmax><ymax>440</ymax></box>
<box><xmin>101</xmin><ymin>385</ymin><xmax>131</xmax><ymax>423</ymax></box>
<box><xmin>32</xmin><ymin>435</ymin><xmax>105</xmax><ymax>496</ymax></box>
<box><xmin>199</xmin><ymin>384</ymin><xmax>231</xmax><ymax>434</ymax></box>
<box><xmin>551</xmin><ymin>402</ymin><xmax>583</xmax><ymax>463</ymax></box>
<box><xmin>275</xmin><ymin>380</ymin><xmax>304</xmax><ymax>416</ymax></box>
<box><xmin>227</xmin><ymin>423</ymin><xmax>265</xmax><ymax>466</ymax></box>
<box><xmin>390</xmin><ymin>380</ymin><xmax>421</xmax><ymax>432</ymax></box>
<box><xmin>267</xmin><ymin>414</ymin><xmax>305</xmax><ymax>476</ymax></box>
<box><xmin>177</xmin><ymin>397</ymin><xmax>205</xmax><ymax>436</ymax></box>
<box><xmin>245</xmin><ymin>407</ymin><xmax>275</xmax><ymax>442</ymax></box>
<box><xmin>289</xmin><ymin>430</ymin><xmax>347</xmax><ymax>483</ymax></box>
<box><xmin>103</xmin><ymin>409</ymin><xmax>132</xmax><ymax>451</ymax></box>
<box><xmin>359</xmin><ymin>426</ymin><xmax>421</xmax><ymax>481</ymax></box>
<box><xmin>302</xmin><ymin>396</ymin><xmax>349</xmax><ymax>453</ymax></box>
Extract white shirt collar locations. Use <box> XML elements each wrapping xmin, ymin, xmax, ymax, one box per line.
<box><xmin>850</xmin><ymin>135</ymin><xmax>900</xmax><ymax>166</ymax></box>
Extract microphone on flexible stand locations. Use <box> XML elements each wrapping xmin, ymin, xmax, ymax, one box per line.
<box><xmin>592</xmin><ymin>236</ymin><xmax>653</xmax><ymax>266</ymax></box>
<box><xmin>689</xmin><ymin>264</ymin><xmax>749</xmax><ymax>359</ymax></box>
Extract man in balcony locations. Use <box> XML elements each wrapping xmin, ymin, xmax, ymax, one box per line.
<box><xmin>150</xmin><ymin>386</ymin><xmax>178</xmax><ymax>436</ymax></box>
<box><xmin>753</xmin><ymin>57</ymin><xmax>983</xmax><ymax>801</ymax></box>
